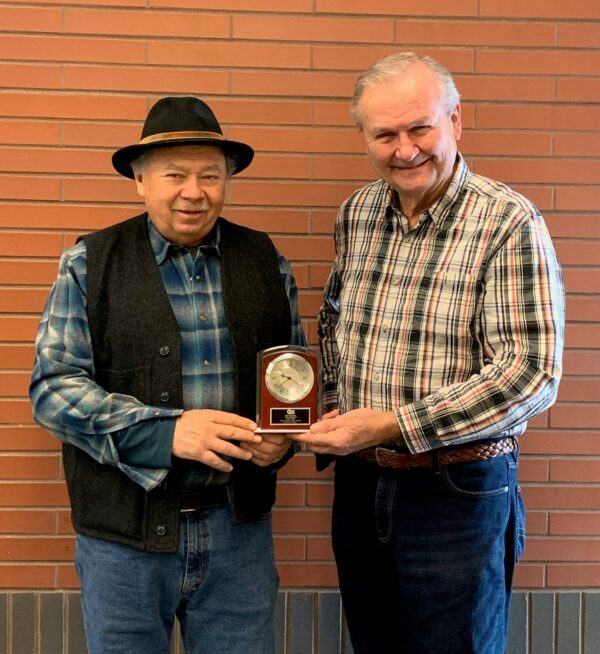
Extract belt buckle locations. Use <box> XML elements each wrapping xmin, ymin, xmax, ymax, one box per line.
<box><xmin>375</xmin><ymin>447</ymin><xmax>397</xmax><ymax>466</ymax></box>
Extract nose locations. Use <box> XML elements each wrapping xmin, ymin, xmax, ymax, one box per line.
<box><xmin>180</xmin><ymin>176</ymin><xmax>206</xmax><ymax>199</ymax></box>
<box><xmin>393</xmin><ymin>133</ymin><xmax>418</xmax><ymax>162</ymax></box>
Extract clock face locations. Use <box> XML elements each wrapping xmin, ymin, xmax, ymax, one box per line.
<box><xmin>265</xmin><ymin>352</ymin><xmax>314</xmax><ymax>403</ymax></box>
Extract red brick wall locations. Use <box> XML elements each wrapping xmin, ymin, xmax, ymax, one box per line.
<box><xmin>1</xmin><ymin>1</ymin><xmax>599</xmax><ymax>592</ymax></box>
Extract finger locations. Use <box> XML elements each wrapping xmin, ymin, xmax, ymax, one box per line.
<box><xmin>286</xmin><ymin>430</ymin><xmax>313</xmax><ymax>441</ymax></box>
<box><xmin>240</xmin><ymin>442</ymin><xmax>269</xmax><ymax>456</ymax></box>
<box><xmin>243</xmin><ymin>444</ymin><xmax>272</xmax><ymax>460</ymax></box>
<box><xmin>220</xmin><ymin>427</ymin><xmax>263</xmax><ymax>444</ymax></box>
<box><xmin>249</xmin><ymin>446</ymin><xmax>288</xmax><ymax>466</ymax></box>
<box><xmin>260</xmin><ymin>433</ymin><xmax>290</xmax><ymax>446</ymax></box>
<box><xmin>241</xmin><ymin>440</ymin><xmax>285</xmax><ymax>458</ymax></box>
<box><xmin>310</xmin><ymin>418</ymin><xmax>341</xmax><ymax>434</ymax></box>
<box><xmin>196</xmin><ymin>409</ymin><xmax>257</xmax><ymax>432</ymax></box>
<box><xmin>295</xmin><ymin>429</ymin><xmax>346</xmax><ymax>451</ymax></box>
<box><xmin>243</xmin><ymin>436</ymin><xmax>291</xmax><ymax>460</ymax></box>
<box><xmin>248</xmin><ymin>453</ymin><xmax>272</xmax><ymax>467</ymax></box>
<box><xmin>211</xmin><ymin>439</ymin><xmax>255</xmax><ymax>461</ymax></box>
<box><xmin>200</xmin><ymin>451</ymin><xmax>236</xmax><ymax>473</ymax></box>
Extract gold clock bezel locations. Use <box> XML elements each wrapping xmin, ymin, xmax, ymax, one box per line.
<box><xmin>265</xmin><ymin>352</ymin><xmax>315</xmax><ymax>403</ymax></box>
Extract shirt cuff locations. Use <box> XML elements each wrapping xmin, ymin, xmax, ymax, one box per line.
<box><xmin>395</xmin><ymin>401</ymin><xmax>441</xmax><ymax>454</ymax></box>
<box><xmin>111</xmin><ymin>417</ymin><xmax>176</xmax><ymax>469</ymax></box>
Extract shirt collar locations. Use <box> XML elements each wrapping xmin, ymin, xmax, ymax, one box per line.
<box><xmin>147</xmin><ymin>216</ymin><xmax>223</xmax><ymax>265</ymax></box>
<box><xmin>426</xmin><ymin>154</ymin><xmax>470</xmax><ymax>228</ymax></box>
<box><xmin>383</xmin><ymin>153</ymin><xmax>471</xmax><ymax>230</ymax></box>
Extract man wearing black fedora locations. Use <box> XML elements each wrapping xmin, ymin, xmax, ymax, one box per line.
<box><xmin>30</xmin><ymin>96</ymin><xmax>305</xmax><ymax>654</ymax></box>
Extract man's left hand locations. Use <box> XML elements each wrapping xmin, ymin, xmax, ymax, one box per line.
<box><xmin>289</xmin><ymin>408</ymin><xmax>402</xmax><ymax>455</ymax></box>
<box><xmin>241</xmin><ymin>433</ymin><xmax>292</xmax><ymax>467</ymax></box>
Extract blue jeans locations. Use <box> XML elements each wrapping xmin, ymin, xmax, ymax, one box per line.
<box><xmin>75</xmin><ymin>508</ymin><xmax>278</xmax><ymax>654</ymax></box>
<box><xmin>332</xmin><ymin>450</ymin><xmax>525</xmax><ymax>654</ymax></box>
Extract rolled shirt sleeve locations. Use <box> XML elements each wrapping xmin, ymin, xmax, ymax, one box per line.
<box><xmin>30</xmin><ymin>242</ymin><xmax>182</xmax><ymax>490</ymax></box>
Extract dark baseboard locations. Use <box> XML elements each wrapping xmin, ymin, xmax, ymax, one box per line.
<box><xmin>2</xmin><ymin>590</ymin><xmax>599</xmax><ymax>653</ymax></box>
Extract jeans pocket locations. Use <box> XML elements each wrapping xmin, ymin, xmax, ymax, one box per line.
<box><xmin>441</xmin><ymin>456</ymin><xmax>510</xmax><ymax>498</ymax></box>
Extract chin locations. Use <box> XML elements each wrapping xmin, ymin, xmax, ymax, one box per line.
<box><xmin>395</xmin><ymin>169</ymin><xmax>435</xmax><ymax>189</ymax></box>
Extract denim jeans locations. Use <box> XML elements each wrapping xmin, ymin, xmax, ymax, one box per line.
<box><xmin>332</xmin><ymin>449</ymin><xmax>525</xmax><ymax>654</ymax></box>
<box><xmin>75</xmin><ymin>508</ymin><xmax>278</xmax><ymax>654</ymax></box>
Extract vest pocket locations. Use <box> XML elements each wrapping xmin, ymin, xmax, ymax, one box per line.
<box><xmin>96</xmin><ymin>365</ymin><xmax>151</xmax><ymax>401</ymax></box>
<box><xmin>63</xmin><ymin>444</ymin><xmax>146</xmax><ymax>543</ymax></box>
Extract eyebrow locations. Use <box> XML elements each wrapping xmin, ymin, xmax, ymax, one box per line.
<box><xmin>162</xmin><ymin>162</ymin><xmax>224</xmax><ymax>173</ymax></box>
<box><xmin>370</xmin><ymin>116</ymin><xmax>436</xmax><ymax>135</ymax></box>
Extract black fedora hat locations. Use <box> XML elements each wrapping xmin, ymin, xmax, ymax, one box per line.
<box><xmin>112</xmin><ymin>96</ymin><xmax>254</xmax><ymax>179</ymax></box>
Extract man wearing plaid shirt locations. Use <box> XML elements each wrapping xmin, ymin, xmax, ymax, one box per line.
<box><xmin>292</xmin><ymin>54</ymin><xmax>564</xmax><ymax>654</ymax></box>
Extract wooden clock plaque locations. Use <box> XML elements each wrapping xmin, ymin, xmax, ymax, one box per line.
<box><xmin>255</xmin><ymin>345</ymin><xmax>319</xmax><ymax>433</ymax></box>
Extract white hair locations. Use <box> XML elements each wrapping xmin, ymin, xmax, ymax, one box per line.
<box><xmin>351</xmin><ymin>52</ymin><xmax>461</xmax><ymax>129</ymax></box>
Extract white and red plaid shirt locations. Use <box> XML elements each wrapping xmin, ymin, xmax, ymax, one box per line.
<box><xmin>318</xmin><ymin>155</ymin><xmax>565</xmax><ymax>454</ymax></box>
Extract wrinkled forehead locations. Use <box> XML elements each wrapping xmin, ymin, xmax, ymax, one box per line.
<box><xmin>359</xmin><ymin>74</ymin><xmax>445</xmax><ymax>131</ymax></box>
<box><xmin>147</xmin><ymin>144</ymin><xmax>227</xmax><ymax>166</ymax></box>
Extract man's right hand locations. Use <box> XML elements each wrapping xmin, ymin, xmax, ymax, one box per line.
<box><xmin>172</xmin><ymin>409</ymin><xmax>261</xmax><ymax>472</ymax></box>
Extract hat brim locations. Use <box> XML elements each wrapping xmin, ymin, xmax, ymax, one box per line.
<box><xmin>112</xmin><ymin>137</ymin><xmax>254</xmax><ymax>179</ymax></box>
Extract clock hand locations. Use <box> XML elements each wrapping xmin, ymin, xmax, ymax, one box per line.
<box><xmin>280</xmin><ymin>373</ymin><xmax>301</xmax><ymax>387</ymax></box>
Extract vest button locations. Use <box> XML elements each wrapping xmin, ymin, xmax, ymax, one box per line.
<box><xmin>159</xmin><ymin>346</ymin><xmax>170</xmax><ymax>356</ymax></box>
<box><xmin>156</xmin><ymin>525</ymin><xmax>167</xmax><ymax>536</ymax></box>
<box><xmin>159</xmin><ymin>391</ymin><xmax>170</xmax><ymax>402</ymax></box>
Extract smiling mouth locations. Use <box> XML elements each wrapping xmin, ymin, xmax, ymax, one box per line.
<box><xmin>173</xmin><ymin>207</ymin><xmax>209</xmax><ymax>214</ymax></box>
<box><xmin>393</xmin><ymin>159</ymin><xmax>430</xmax><ymax>171</ymax></box>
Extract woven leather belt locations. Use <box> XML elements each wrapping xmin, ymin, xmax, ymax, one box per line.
<box><xmin>353</xmin><ymin>437</ymin><xmax>516</xmax><ymax>469</ymax></box>
<box><xmin>180</xmin><ymin>485</ymin><xmax>229</xmax><ymax>512</ymax></box>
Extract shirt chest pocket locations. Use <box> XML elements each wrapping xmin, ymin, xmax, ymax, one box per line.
<box><xmin>421</xmin><ymin>270</ymin><xmax>483</xmax><ymax>339</ymax></box>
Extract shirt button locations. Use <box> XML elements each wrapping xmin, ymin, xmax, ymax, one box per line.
<box><xmin>156</xmin><ymin>525</ymin><xmax>167</xmax><ymax>536</ymax></box>
<box><xmin>195</xmin><ymin>275</ymin><xmax>201</xmax><ymax>281</ymax></box>
<box><xmin>373</xmin><ymin>372</ymin><xmax>381</xmax><ymax>382</ymax></box>
<box><xmin>391</xmin><ymin>277</ymin><xmax>400</xmax><ymax>286</ymax></box>
<box><xmin>382</xmin><ymin>324</ymin><xmax>390</xmax><ymax>334</ymax></box>
<box><xmin>159</xmin><ymin>346</ymin><xmax>170</xmax><ymax>356</ymax></box>
<box><xmin>159</xmin><ymin>391</ymin><xmax>170</xmax><ymax>402</ymax></box>
<box><xmin>199</xmin><ymin>314</ymin><xmax>207</xmax><ymax>322</ymax></box>
<box><xmin>203</xmin><ymin>360</ymin><xmax>211</xmax><ymax>367</ymax></box>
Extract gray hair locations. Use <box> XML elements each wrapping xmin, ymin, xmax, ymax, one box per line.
<box><xmin>350</xmin><ymin>52</ymin><xmax>461</xmax><ymax>129</ymax></box>
<box><xmin>130</xmin><ymin>147</ymin><xmax>235</xmax><ymax>178</ymax></box>
<box><xmin>130</xmin><ymin>150</ymin><xmax>155</xmax><ymax>177</ymax></box>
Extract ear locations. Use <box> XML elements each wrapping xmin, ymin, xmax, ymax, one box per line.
<box><xmin>134</xmin><ymin>171</ymin><xmax>145</xmax><ymax>199</ymax></box>
<box><xmin>451</xmin><ymin>104</ymin><xmax>462</xmax><ymax>141</ymax></box>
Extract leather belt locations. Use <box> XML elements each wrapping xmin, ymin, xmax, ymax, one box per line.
<box><xmin>180</xmin><ymin>485</ymin><xmax>229</xmax><ymax>512</ymax></box>
<box><xmin>353</xmin><ymin>437</ymin><xmax>516</xmax><ymax>469</ymax></box>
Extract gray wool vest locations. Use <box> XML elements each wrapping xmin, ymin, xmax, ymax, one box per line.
<box><xmin>62</xmin><ymin>214</ymin><xmax>292</xmax><ymax>551</ymax></box>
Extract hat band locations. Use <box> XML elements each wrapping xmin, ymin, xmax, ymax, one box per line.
<box><xmin>139</xmin><ymin>130</ymin><xmax>226</xmax><ymax>145</ymax></box>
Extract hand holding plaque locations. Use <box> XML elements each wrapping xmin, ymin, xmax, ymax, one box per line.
<box><xmin>256</xmin><ymin>345</ymin><xmax>319</xmax><ymax>433</ymax></box>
